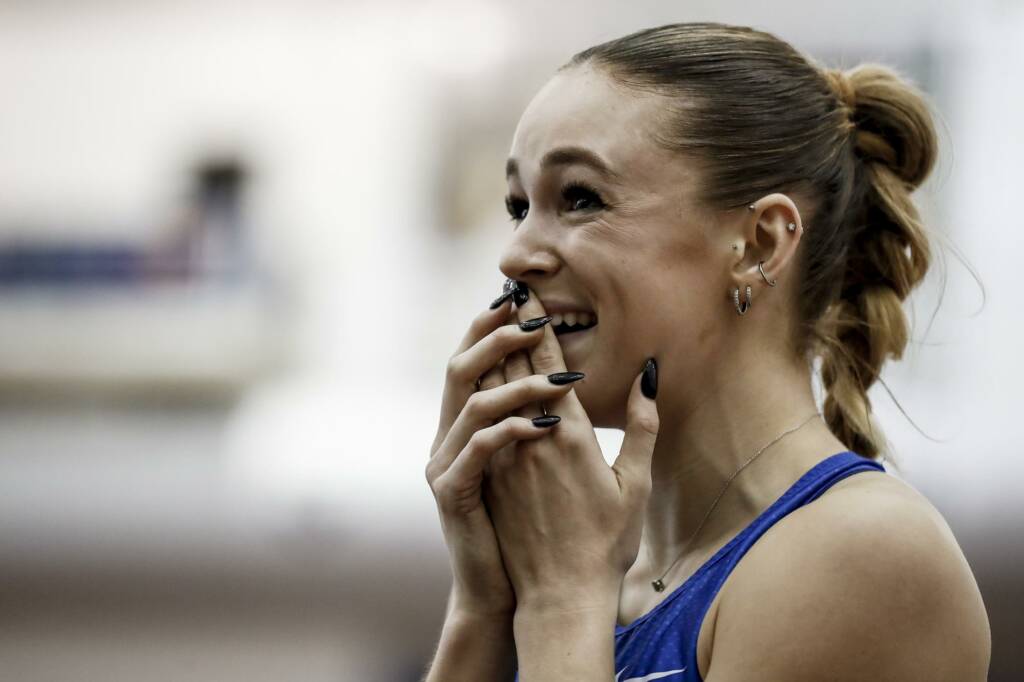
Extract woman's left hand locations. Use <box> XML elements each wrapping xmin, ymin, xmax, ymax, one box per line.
<box><xmin>483</xmin><ymin>285</ymin><xmax>661</xmax><ymax>613</ymax></box>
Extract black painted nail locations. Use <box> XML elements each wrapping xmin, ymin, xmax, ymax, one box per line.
<box><xmin>641</xmin><ymin>358</ymin><xmax>658</xmax><ymax>400</ymax></box>
<box><xmin>512</xmin><ymin>280</ymin><xmax>529</xmax><ymax>306</ymax></box>
<box><xmin>548</xmin><ymin>371</ymin><xmax>585</xmax><ymax>385</ymax></box>
<box><xmin>519</xmin><ymin>315</ymin><xmax>552</xmax><ymax>331</ymax></box>
<box><xmin>531</xmin><ymin>415</ymin><xmax>561</xmax><ymax>428</ymax></box>
<box><xmin>490</xmin><ymin>288</ymin><xmax>515</xmax><ymax>309</ymax></box>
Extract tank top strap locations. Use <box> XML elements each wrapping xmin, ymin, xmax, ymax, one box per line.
<box><xmin>608</xmin><ymin>450</ymin><xmax>886</xmax><ymax>682</ymax></box>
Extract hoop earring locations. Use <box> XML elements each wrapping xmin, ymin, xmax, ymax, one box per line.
<box><xmin>758</xmin><ymin>260</ymin><xmax>777</xmax><ymax>287</ymax></box>
<box><xmin>733</xmin><ymin>285</ymin><xmax>752</xmax><ymax>315</ymax></box>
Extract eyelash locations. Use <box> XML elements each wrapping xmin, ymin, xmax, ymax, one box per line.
<box><xmin>504</xmin><ymin>180</ymin><xmax>607</xmax><ymax>224</ymax></box>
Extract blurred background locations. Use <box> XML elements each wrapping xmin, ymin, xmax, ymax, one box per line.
<box><xmin>0</xmin><ymin>0</ymin><xmax>1019</xmax><ymax>679</ymax></box>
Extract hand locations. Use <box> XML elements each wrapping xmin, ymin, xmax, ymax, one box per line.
<box><xmin>426</xmin><ymin>286</ymin><xmax>578</xmax><ymax>619</ymax></box>
<box><xmin>483</xmin><ymin>283</ymin><xmax>661</xmax><ymax>613</ymax></box>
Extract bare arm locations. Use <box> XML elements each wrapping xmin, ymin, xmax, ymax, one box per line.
<box><xmin>423</xmin><ymin>595</ymin><xmax>516</xmax><ymax>682</ymax></box>
<box><xmin>704</xmin><ymin>491</ymin><xmax>991</xmax><ymax>682</ymax></box>
<box><xmin>512</xmin><ymin>596</ymin><xmax>619</xmax><ymax>681</ymax></box>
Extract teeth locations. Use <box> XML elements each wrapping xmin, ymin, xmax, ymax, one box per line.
<box><xmin>548</xmin><ymin>311</ymin><xmax>598</xmax><ymax>327</ymax></box>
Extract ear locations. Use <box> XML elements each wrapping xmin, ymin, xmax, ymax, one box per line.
<box><xmin>728</xmin><ymin>193</ymin><xmax>805</xmax><ymax>300</ymax></box>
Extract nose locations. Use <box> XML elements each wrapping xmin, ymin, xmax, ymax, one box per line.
<box><xmin>497</xmin><ymin>219</ymin><xmax>561</xmax><ymax>283</ymax></box>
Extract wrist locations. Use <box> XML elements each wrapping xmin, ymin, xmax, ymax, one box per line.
<box><xmin>514</xmin><ymin>597</ymin><xmax>619</xmax><ymax>624</ymax></box>
<box><xmin>447</xmin><ymin>589</ymin><xmax>516</xmax><ymax>623</ymax></box>
<box><xmin>513</xmin><ymin>578</ymin><xmax>622</xmax><ymax>619</ymax></box>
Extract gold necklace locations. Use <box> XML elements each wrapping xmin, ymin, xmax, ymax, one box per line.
<box><xmin>647</xmin><ymin>411</ymin><xmax>823</xmax><ymax>592</ymax></box>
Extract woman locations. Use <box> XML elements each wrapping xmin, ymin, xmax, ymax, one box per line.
<box><xmin>424</xmin><ymin>22</ymin><xmax>990</xmax><ymax>681</ymax></box>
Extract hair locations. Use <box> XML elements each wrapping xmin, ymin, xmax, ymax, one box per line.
<box><xmin>561</xmin><ymin>22</ymin><xmax>942</xmax><ymax>463</ymax></box>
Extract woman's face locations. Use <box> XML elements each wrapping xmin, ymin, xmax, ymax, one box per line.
<box><xmin>500</xmin><ymin>64</ymin><xmax>734</xmax><ymax>429</ymax></box>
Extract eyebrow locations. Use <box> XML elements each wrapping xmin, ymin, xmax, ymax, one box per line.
<box><xmin>505</xmin><ymin>145</ymin><xmax>621</xmax><ymax>183</ymax></box>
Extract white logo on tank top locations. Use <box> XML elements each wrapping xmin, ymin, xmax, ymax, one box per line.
<box><xmin>615</xmin><ymin>667</ymin><xmax>686</xmax><ymax>681</ymax></box>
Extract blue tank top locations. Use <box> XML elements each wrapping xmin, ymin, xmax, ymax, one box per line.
<box><xmin>513</xmin><ymin>450</ymin><xmax>886</xmax><ymax>682</ymax></box>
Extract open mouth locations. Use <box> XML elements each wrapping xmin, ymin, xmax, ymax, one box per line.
<box><xmin>552</xmin><ymin>313</ymin><xmax>598</xmax><ymax>337</ymax></box>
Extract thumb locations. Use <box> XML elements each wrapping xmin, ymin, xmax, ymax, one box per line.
<box><xmin>611</xmin><ymin>357</ymin><xmax>660</xmax><ymax>497</ymax></box>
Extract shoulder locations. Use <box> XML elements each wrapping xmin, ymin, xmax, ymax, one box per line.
<box><xmin>704</xmin><ymin>471</ymin><xmax>991</xmax><ymax>682</ymax></box>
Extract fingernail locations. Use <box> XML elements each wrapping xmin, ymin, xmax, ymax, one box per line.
<box><xmin>489</xmin><ymin>288</ymin><xmax>515</xmax><ymax>309</ymax></box>
<box><xmin>548</xmin><ymin>371</ymin><xmax>585</xmax><ymax>385</ymax></box>
<box><xmin>512</xmin><ymin>280</ymin><xmax>529</xmax><ymax>306</ymax></box>
<box><xmin>641</xmin><ymin>357</ymin><xmax>658</xmax><ymax>400</ymax></box>
<box><xmin>519</xmin><ymin>315</ymin><xmax>552</xmax><ymax>331</ymax></box>
<box><xmin>531</xmin><ymin>415</ymin><xmax>561</xmax><ymax>428</ymax></box>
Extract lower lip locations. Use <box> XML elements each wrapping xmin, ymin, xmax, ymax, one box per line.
<box><xmin>555</xmin><ymin>325</ymin><xmax>597</xmax><ymax>352</ymax></box>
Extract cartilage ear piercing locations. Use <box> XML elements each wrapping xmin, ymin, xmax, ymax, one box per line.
<box><xmin>748</xmin><ymin>204</ymin><xmax>756</xmax><ymax>211</ymax></box>
<box><xmin>758</xmin><ymin>260</ymin><xmax>777</xmax><ymax>286</ymax></box>
<box><xmin>733</xmin><ymin>285</ymin><xmax>752</xmax><ymax>315</ymax></box>
<box><xmin>787</xmin><ymin>222</ymin><xmax>796</xmax><ymax>231</ymax></box>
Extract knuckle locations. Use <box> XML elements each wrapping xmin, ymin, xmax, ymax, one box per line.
<box><xmin>424</xmin><ymin>457</ymin><xmax>446</xmax><ymax>485</ymax></box>
<box><xmin>431</xmin><ymin>475</ymin><xmax>457</xmax><ymax>510</ymax></box>
<box><xmin>635</xmin><ymin>414</ymin><xmax>660</xmax><ymax>437</ymax></box>
<box><xmin>464</xmin><ymin>391</ymin><xmax>487</xmax><ymax>415</ymax></box>
<box><xmin>445</xmin><ymin>354</ymin><xmax>465</xmax><ymax>381</ymax></box>
<box><xmin>466</xmin><ymin>429</ymin><xmax>489</xmax><ymax>455</ymax></box>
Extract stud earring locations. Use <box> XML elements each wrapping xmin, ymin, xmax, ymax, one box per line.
<box><xmin>747</xmin><ymin>204</ymin><xmax>755</xmax><ymax>211</ymax></box>
<box><xmin>787</xmin><ymin>222</ymin><xmax>796</xmax><ymax>231</ymax></box>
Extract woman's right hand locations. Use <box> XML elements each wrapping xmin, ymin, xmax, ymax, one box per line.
<box><xmin>425</xmin><ymin>288</ymin><xmax>576</xmax><ymax>619</ymax></box>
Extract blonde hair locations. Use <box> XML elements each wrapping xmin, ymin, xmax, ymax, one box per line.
<box><xmin>563</xmin><ymin>23</ymin><xmax>943</xmax><ymax>463</ymax></box>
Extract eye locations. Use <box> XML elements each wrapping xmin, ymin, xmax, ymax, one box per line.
<box><xmin>505</xmin><ymin>195</ymin><xmax>528</xmax><ymax>224</ymax></box>
<box><xmin>503</xmin><ymin>180</ymin><xmax>608</xmax><ymax>226</ymax></box>
<box><xmin>561</xmin><ymin>180</ymin><xmax>606</xmax><ymax>213</ymax></box>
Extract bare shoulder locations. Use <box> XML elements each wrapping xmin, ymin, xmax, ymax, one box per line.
<box><xmin>704</xmin><ymin>470</ymin><xmax>992</xmax><ymax>682</ymax></box>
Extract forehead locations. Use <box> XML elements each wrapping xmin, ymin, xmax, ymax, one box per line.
<box><xmin>508</xmin><ymin>64</ymin><xmax>679</xmax><ymax>187</ymax></box>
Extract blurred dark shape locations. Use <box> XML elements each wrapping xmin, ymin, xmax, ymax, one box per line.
<box><xmin>0</xmin><ymin>157</ymin><xmax>251</xmax><ymax>287</ymax></box>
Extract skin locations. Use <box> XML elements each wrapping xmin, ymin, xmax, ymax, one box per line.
<box><xmin>424</xmin><ymin>62</ymin><xmax>990</xmax><ymax>681</ymax></box>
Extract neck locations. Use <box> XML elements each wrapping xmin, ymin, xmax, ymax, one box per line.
<box><xmin>639</xmin><ymin>347</ymin><xmax>847</xmax><ymax>576</ymax></box>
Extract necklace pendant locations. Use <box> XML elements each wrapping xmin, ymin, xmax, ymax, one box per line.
<box><xmin>651</xmin><ymin>579</ymin><xmax>665</xmax><ymax>592</ymax></box>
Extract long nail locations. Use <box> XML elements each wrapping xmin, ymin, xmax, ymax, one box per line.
<box><xmin>489</xmin><ymin>288</ymin><xmax>515</xmax><ymax>309</ymax></box>
<box><xmin>548</xmin><ymin>371</ymin><xmax>585</xmax><ymax>385</ymax></box>
<box><xmin>513</xmin><ymin>280</ymin><xmax>529</xmax><ymax>306</ymax></box>
<box><xmin>641</xmin><ymin>357</ymin><xmax>658</xmax><ymax>400</ymax></box>
<box><xmin>531</xmin><ymin>415</ymin><xmax>561</xmax><ymax>428</ymax></box>
<box><xmin>519</xmin><ymin>315</ymin><xmax>552</xmax><ymax>331</ymax></box>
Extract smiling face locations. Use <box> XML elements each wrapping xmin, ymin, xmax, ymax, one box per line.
<box><xmin>500</xmin><ymin>63</ymin><xmax>738</xmax><ymax>429</ymax></box>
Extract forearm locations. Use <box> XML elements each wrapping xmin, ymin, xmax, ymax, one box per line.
<box><xmin>512</xmin><ymin>597</ymin><xmax>618</xmax><ymax>681</ymax></box>
<box><xmin>423</xmin><ymin>608</ymin><xmax>516</xmax><ymax>682</ymax></box>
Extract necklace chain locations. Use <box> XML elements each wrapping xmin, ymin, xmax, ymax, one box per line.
<box><xmin>648</xmin><ymin>411</ymin><xmax>823</xmax><ymax>592</ymax></box>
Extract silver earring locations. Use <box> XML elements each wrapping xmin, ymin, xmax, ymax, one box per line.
<box><xmin>733</xmin><ymin>285</ymin><xmax>752</xmax><ymax>315</ymax></box>
<box><xmin>758</xmin><ymin>260</ymin><xmax>777</xmax><ymax>286</ymax></box>
<box><xmin>787</xmin><ymin>222</ymin><xmax>796</xmax><ymax>231</ymax></box>
<box><xmin>748</xmin><ymin>204</ymin><xmax>756</xmax><ymax>211</ymax></box>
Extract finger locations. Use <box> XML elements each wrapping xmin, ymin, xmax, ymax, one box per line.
<box><xmin>432</xmin><ymin>373</ymin><xmax>581</xmax><ymax>473</ymax></box>
<box><xmin>441</xmin><ymin>415</ymin><xmax>561</xmax><ymax>492</ymax></box>
<box><xmin>503</xmin><ymin>348</ymin><xmax>544</xmax><ymax>419</ymax></box>
<box><xmin>612</xmin><ymin>358</ymin><xmax>660</xmax><ymax>499</ymax></box>
<box><xmin>438</xmin><ymin>308</ymin><xmax>551</xmax><ymax>438</ymax></box>
<box><xmin>511</xmin><ymin>281</ymin><xmax>588</xmax><ymax>421</ymax></box>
